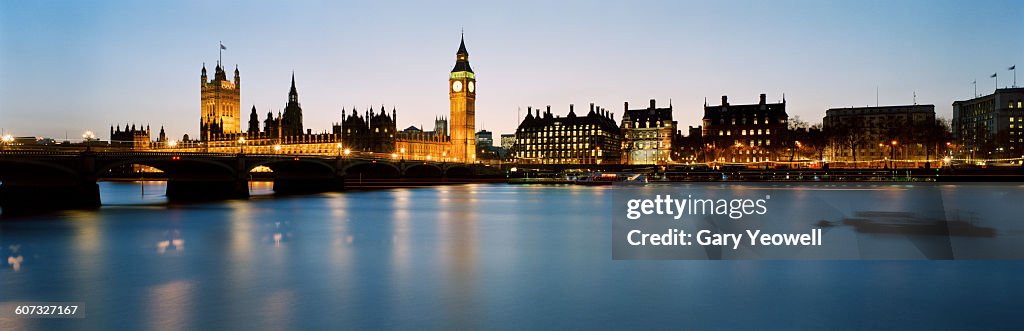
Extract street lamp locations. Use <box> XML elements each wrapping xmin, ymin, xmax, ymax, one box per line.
<box><xmin>238</xmin><ymin>137</ymin><xmax>246</xmax><ymax>154</ymax></box>
<box><xmin>343</xmin><ymin>148</ymin><xmax>351</xmax><ymax>156</ymax></box>
<box><xmin>890</xmin><ymin>140</ymin><xmax>898</xmax><ymax>168</ymax></box>
<box><xmin>1</xmin><ymin>134</ymin><xmax>13</xmax><ymax>150</ymax></box>
<box><xmin>879</xmin><ymin>143</ymin><xmax>886</xmax><ymax>169</ymax></box>
<box><xmin>82</xmin><ymin>131</ymin><xmax>96</xmax><ymax>151</ymax></box>
<box><xmin>400</xmin><ymin>147</ymin><xmax>406</xmax><ymax>161</ymax></box>
<box><xmin>274</xmin><ymin>144</ymin><xmax>282</xmax><ymax>153</ymax></box>
<box><xmin>168</xmin><ymin>139</ymin><xmax>178</xmax><ymax>148</ymax></box>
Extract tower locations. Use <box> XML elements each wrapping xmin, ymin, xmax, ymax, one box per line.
<box><xmin>247</xmin><ymin>105</ymin><xmax>260</xmax><ymax>135</ymax></box>
<box><xmin>200</xmin><ymin>62</ymin><xmax>241</xmax><ymax>140</ymax></box>
<box><xmin>280</xmin><ymin>73</ymin><xmax>304</xmax><ymax>137</ymax></box>
<box><xmin>449</xmin><ymin>34</ymin><xmax>476</xmax><ymax>162</ymax></box>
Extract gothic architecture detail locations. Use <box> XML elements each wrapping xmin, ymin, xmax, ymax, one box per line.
<box><xmin>281</xmin><ymin>73</ymin><xmax>304</xmax><ymax>136</ymax></box>
<box><xmin>200</xmin><ymin>62</ymin><xmax>241</xmax><ymax>140</ymax></box>
<box><xmin>449</xmin><ymin>34</ymin><xmax>477</xmax><ymax>162</ymax></box>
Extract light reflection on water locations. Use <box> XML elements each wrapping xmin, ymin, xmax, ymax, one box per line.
<box><xmin>0</xmin><ymin>182</ymin><xmax>1020</xmax><ymax>329</ymax></box>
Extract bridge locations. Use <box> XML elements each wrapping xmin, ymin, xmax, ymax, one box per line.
<box><xmin>0</xmin><ymin>150</ymin><xmax>476</xmax><ymax>216</ymax></box>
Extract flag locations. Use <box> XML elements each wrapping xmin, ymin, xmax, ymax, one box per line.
<box><xmin>1011</xmin><ymin>65</ymin><xmax>1016</xmax><ymax>70</ymax></box>
<box><xmin>220</xmin><ymin>43</ymin><xmax>227</xmax><ymax>50</ymax></box>
<box><xmin>991</xmin><ymin>73</ymin><xmax>997</xmax><ymax>78</ymax></box>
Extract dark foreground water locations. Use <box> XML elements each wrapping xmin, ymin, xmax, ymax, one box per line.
<box><xmin>1</xmin><ymin>182</ymin><xmax>1021</xmax><ymax>330</ymax></box>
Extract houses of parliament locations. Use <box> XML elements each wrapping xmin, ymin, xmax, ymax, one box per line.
<box><xmin>183</xmin><ymin>35</ymin><xmax>478</xmax><ymax>163</ymax></box>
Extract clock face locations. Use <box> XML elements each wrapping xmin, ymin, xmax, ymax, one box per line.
<box><xmin>452</xmin><ymin>81</ymin><xmax>463</xmax><ymax>92</ymax></box>
<box><xmin>468</xmin><ymin>81</ymin><xmax>475</xmax><ymax>93</ymax></box>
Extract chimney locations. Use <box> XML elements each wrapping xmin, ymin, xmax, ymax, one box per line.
<box><xmin>527</xmin><ymin>106</ymin><xmax>532</xmax><ymax>116</ymax></box>
<box><xmin>546</xmin><ymin>105</ymin><xmax>551</xmax><ymax>114</ymax></box>
<box><xmin>624</xmin><ymin>101</ymin><xmax>629</xmax><ymax>110</ymax></box>
<box><xmin>570</xmin><ymin>104</ymin><xmax>574</xmax><ymax>112</ymax></box>
<box><xmin>650</xmin><ymin>99</ymin><xmax>656</xmax><ymax>109</ymax></box>
<box><xmin>590</xmin><ymin>103</ymin><xmax>595</xmax><ymax>113</ymax></box>
<box><xmin>759</xmin><ymin>93</ymin><xmax>766</xmax><ymax>105</ymax></box>
<box><xmin>721</xmin><ymin>95</ymin><xmax>728</xmax><ymax>106</ymax></box>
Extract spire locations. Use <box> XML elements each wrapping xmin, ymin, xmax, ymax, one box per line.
<box><xmin>290</xmin><ymin>72</ymin><xmax>297</xmax><ymax>94</ymax></box>
<box><xmin>451</xmin><ymin>33</ymin><xmax>473</xmax><ymax>73</ymax></box>
<box><xmin>288</xmin><ymin>72</ymin><xmax>298</xmax><ymax>104</ymax></box>
<box><xmin>458</xmin><ymin>32</ymin><xmax>469</xmax><ymax>57</ymax></box>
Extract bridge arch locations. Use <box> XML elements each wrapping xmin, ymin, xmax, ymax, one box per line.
<box><xmin>95</xmin><ymin>157</ymin><xmax>236</xmax><ymax>179</ymax></box>
<box><xmin>343</xmin><ymin>161</ymin><xmax>401</xmax><ymax>178</ymax></box>
<box><xmin>247</xmin><ymin>158</ymin><xmax>337</xmax><ymax>176</ymax></box>
<box><xmin>0</xmin><ymin>159</ymin><xmax>80</xmax><ymax>182</ymax></box>
<box><xmin>404</xmin><ymin>163</ymin><xmax>444</xmax><ymax>178</ymax></box>
<box><xmin>445</xmin><ymin>165</ymin><xmax>474</xmax><ymax>178</ymax></box>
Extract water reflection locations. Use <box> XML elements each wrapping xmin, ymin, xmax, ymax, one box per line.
<box><xmin>0</xmin><ymin>183</ymin><xmax>1020</xmax><ymax>329</ymax></box>
<box><xmin>157</xmin><ymin>230</ymin><xmax>185</xmax><ymax>255</ymax></box>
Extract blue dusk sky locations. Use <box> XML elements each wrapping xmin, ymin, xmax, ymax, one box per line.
<box><xmin>1</xmin><ymin>0</ymin><xmax>1022</xmax><ymax>140</ymax></box>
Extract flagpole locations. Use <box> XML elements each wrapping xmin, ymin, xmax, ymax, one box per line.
<box><xmin>219</xmin><ymin>41</ymin><xmax>222</xmax><ymax>67</ymax></box>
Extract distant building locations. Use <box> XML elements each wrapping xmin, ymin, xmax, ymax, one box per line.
<box><xmin>620</xmin><ymin>99</ymin><xmax>677</xmax><ymax>164</ymax></box>
<box><xmin>337</xmin><ymin>106</ymin><xmax>398</xmax><ymax>153</ymax></box>
<box><xmin>702</xmin><ymin>94</ymin><xmax>788</xmax><ymax>163</ymax></box>
<box><xmin>824</xmin><ymin>104</ymin><xmax>936</xmax><ymax>162</ymax></box>
<box><xmin>110</xmin><ymin>124</ymin><xmax>151</xmax><ymax>150</ymax></box>
<box><xmin>512</xmin><ymin>104</ymin><xmax>622</xmax><ymax>164</ymax></box>
<box><xmin>280</xmin><ymin>74</ymin><xmax>304</xmax><ymax>137</ymax></box>
<box><xmin>674</xmin><ymin>126</ymin><xmax>705</xmax><ymax>163</ymax></box>
<box><xmin>952</xmin><ymin>87</ymin><xmax>1024</xmax><ymax>159</ymax></box>
<box><xmin>200</xmin><ymin>62</ymin><xmax>241</xmax><ymax>140</ymax></box>
<box><xmin>476</xmin><ymin>130</ymin><xmax>493</xmax><ymax>148</ymax></box>
<box><xmin>500</xmin><ymin>134</ymin><xmax>515</xmax><ymax>151</ymax></box>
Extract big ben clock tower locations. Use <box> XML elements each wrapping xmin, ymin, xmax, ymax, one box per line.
<box><xmin>449</xmin><ymin>34</ymin><xmax>476</xmax><ymax>162</ymax></box>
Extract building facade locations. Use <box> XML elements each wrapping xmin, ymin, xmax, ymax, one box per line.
<box><xmin>952</xmin><ymin>87</ymin><xmax>1024</xmax><ymax>159</ymax></box>
<box><xmin>180</xmin><ymin>36</ymin><xmax>476</xmax><ymax>162</ymax></box>
<box><xmin>110</xmin><ymin>124</ymin><xmax>152</xmax><ymax>150</ymax></box>
<box><xmin>824</xmin><ymin>104</ymin><xmax>936</xmax><ymax>162</ymax></box>
<box><xmin>512</xmin><ymin>104</ymin><xmax>622</xmax><ymax>164</ymax></box>
<box><xmin>500</xmin><ymin>134</ymin><xmax>515</xmax><ymax>151</ymax></box>
<box><xmin>620</xmin><ymin>99</ymin><xmax>677</xmax><ymax>165</ymax></box>
<box><xmin>702</xmin><ymin>94</ymin><xmax>788</xmax><ymax>163</ymax></box>
<box><xmin>338</xmin><ymin>106</ymin><xmax>398</xmax><ymax>153</ymax></box>
<box><xmin>449</xmin><ymin>35</ymin><xmax>477</xmax><ymax>163</ymax></box>
<box><xmin>200</xmin><ymin>62</ymin><xmax>241</xmax><ymax>140</ymax></box>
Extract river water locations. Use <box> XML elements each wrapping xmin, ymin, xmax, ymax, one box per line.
<box><xmin>1</xmin><ymin>182</ymin><xmax>1021</xmax><ymax>330</ymax></box>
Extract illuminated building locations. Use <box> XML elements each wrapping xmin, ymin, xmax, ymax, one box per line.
<box><xmin>702</xmin><ymin>94</ymin><xmax>789</xmax><ymax>162</ymax></box>
<box><xmin>200</xmin><ymin>62</ymin><xmax>241</xmax><ymax>140</ymax></box>
<box><xmin>824</xmin><ymin>104</ymin><xmax>936</xmax><ymax>162</ymax></box>
<box><xmin>620</xmin><ymin>99</ymin><xmax>677</xmax><ymax>165</ymax></box>
<box><xmin>169</xmin><ymin>35</ymin><xmax>475</xmax><ymax>162</ymax></box>
<box><xmin>512</xmin><ymin>104</ymin><xmax>622</xmax><ymax>164</ymax></box>
<box><xmin>449</xmin><ymin>35</ymin><xmax>476</xmax><ymax>163</ymax></box>
<box><xmin>952</xmin><ymin>87</ymin><xmax>1024</xmax><ymax>159</ymax></box>
<box><xmin>500</xmin><ymin>134</ymin><xmax>515</xmax><ymax>151</ymax></box>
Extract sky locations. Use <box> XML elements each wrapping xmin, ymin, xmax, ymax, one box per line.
<box><xmin>1</xmin><ymin>0</ymin><xmax>1022</xmax><ymax>141</ymax></box>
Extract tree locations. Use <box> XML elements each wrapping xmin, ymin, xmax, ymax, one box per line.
<box><xmin>804</xmin><ymin>123</ymin><xmax>828</xmax><ymax>162</ymax></box>
<box><xmin>781</xmin><ymin>116</ymin><xmax>810</xmax><ymax>163</ymax></box>
<box><xmin>914</xmin><ymin>118</ymin><xmax>952</xmax><ymax>168</ymax></box>
<box><xmin>830</xmin><ymin>117</ymin><xmax>870</xmax><ymax>168</ymax></box>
